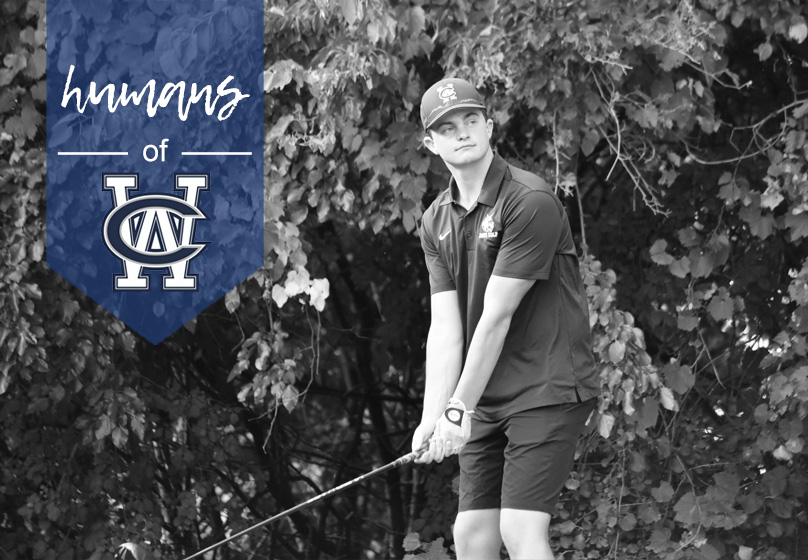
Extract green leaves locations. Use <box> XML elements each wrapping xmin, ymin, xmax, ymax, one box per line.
<box><xmin>402</xmin><ymin>534</ymin><xmax>452</xmax><ymax>560</ymax></box>
<box><xmin>706</xmin><ymin>288</ymin><xmax>734</xmax><ymax>322</ymax></box>
<box><xmin>663</xmin><ymin>362</ymin><xmax>695</xmax><ymax>395</ymax></box>
<box><xmin>270</xmin><ymin>267</ymin><xmax>331</xmax><ymax>312</ymax></box>
<box><xmin>788</xmin><ymin>21</ymin><xmax>808</xmax><ymax>43</ymax></box>
<box><xmin>607</xmin><ymin>340</ymin><xmax>626</xmax><ymax>363</ymax></box>
<box><xmin>263</xmin><ymin>59</ymin><xmax>305</xmax><ymax>92</ymax></box>
<box><xmin>650</xmin><ymin>239</ymin><xmax>674</xmax><ymax>266</ymax></box>
<box><xmin>651</xmin><ymin>481</ymin><xmax>675</xmax><ymax>502</ymax></box>
<box><xmin>338</xmin><ymin>0</ymin><xmax>362</xmax><ymax>25</ymax></box>
<box><xmin>673</xmin><ymin>492</ymin><xmax>699</xmax><ymax>525</ymax></box>
<box><xmin>598</xmin><ymin>412</ymin><xmax>615</xmax><ymax>438</ymax></box>
<box><xmin>785</xmin><ymin>213</ymin><xmax>808</xmax><ymax>241</ymax></box>
<box><xmin>117</xmin><ymin>543</ymin><xmax>151</xmax><ymax>560</ymax></box>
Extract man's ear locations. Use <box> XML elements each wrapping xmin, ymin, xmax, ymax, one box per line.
<box><xmin>423</xmin><ymin>133</ymin><xmax>438</xmax><ymax>154</ymax></box>
<box><xmin>486</xmin><ymin>118</ymin><xmax>494</xmax><ymax>139</ymax></box>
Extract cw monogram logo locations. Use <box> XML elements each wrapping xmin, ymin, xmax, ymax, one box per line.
<box><xmin>102</xmin><ymin>174</ymin><xmax>209</xmax><ymax>291</ymax></box>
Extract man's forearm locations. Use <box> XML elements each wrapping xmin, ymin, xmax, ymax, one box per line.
<box><xmin>422</xmin><ymin>326</ymin><xmax>464</xmax><ymax>424</ymax></box>
<box><xmin>451</xmin><ymin>312</ymin><xmax>513</xmax><ymax>411</ymax></box>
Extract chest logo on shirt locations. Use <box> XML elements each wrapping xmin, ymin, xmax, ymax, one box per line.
<box><xmin>479</xmin><ymin>213</ymin><xmax>499</xmax><ymax>239</ymax></box>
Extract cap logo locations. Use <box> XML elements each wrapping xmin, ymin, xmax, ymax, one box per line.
<box><xmin>437</xmin><ymin>84</ymin><xmax>457</xmax><ymax>104</ymax></box>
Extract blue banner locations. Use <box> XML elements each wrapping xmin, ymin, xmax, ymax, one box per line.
<box><xmin>47</xmin><ymin>0</ymin><xmax>264</xmax><ymax>344</ymax></box>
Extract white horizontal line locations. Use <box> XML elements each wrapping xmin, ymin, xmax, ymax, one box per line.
<box><xmin>181</xmin><ymin>151</ymin><xmax>253</xmax><ymax>156</ymax></box>
<box><xmin>57</xmin><ymin>151</ymin><xmax>129</xmax><ymax>156</ymax></box>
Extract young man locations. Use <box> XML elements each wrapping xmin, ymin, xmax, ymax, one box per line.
<box><xmin>412</xmin><ymin>78</ymin><xmax>600</xmax><ymax>560</ymax></box>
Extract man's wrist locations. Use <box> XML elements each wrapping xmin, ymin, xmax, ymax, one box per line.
<box><xmin>443</xmin><ymin>398</ymin><xmax>474</xmax><ymax>428</ymax></box>
<box><xmin>447</xmin><ymin>397</ymin><xmax>474</xmax><ymax>415</ymax></box>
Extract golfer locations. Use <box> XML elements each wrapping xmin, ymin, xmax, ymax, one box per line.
<box><xmin>411</xmin><ymin>78</ymin><xmax>600</xmax><ymax>560</ymax></box>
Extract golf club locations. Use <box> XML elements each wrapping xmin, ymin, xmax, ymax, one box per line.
<box><xmin>181</xmin><ymin>447</ymin><xmax>426</xmax><ymax>560</ymax></box>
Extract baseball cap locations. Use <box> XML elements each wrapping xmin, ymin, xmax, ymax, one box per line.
<box><xmin>420</xmin><ymin>78</ymin><xmax>486</xmax><ymax>130</ymax></box>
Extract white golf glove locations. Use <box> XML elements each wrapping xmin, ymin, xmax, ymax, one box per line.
<box><xmin>434</xmin><ymin>397</ymin><xmax>473</xmax><ymax>456</ymax></box>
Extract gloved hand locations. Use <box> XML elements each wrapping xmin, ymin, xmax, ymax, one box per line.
<box><xmin>412</xmin><ymin>399</ymin><xmax>474</xmax><ymax>464</ymax></box>
<box><xmin>411</xmin><ymin>398</ymin><xmax>470</xmax><ymax>465</ymax></box>
<box><xmin>435</xmin><ymin>397</ymin><xmax>472</xmax><ymax>456</ymax></box>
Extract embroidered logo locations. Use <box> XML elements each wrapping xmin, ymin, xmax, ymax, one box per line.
<box><xmin>439</xmin><ymin>229</ymin><xmax>452</xmax><ymax>241</ymax></box>
<box><xmin>479</xmin><ymin>213</ymin><xmax>499</xmax><ymax>239</ymax></box>
<box><xmin>437</xmin><ymin>84</ymin><xmax>457</xmax><ymax>104</ymax></box>
<box><xmin>102</xmin><ymin>173</ymin><xmax>209</xmax><ymax>291</ymax></box>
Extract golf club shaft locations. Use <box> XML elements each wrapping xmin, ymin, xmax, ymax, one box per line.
<box><xmin>181</xmin><ymin>449</ymin><xmax>423</xmax><ymax>560</ymax></box>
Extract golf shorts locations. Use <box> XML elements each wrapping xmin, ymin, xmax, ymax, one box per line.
<box><xmin>458</xmin><ymin>398</ymin><xmax>596</xmax><ymax>515</ymax></box>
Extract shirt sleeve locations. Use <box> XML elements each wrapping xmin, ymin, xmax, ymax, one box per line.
<box><xmin>420</xmin><ymin>220</ymin><xmax>456</xmax><ymax>294</ymax></box>
<box><xmin>492</xmin><ymin>190</ymin><xmax>565</xmax><ymax>280</ymax></box>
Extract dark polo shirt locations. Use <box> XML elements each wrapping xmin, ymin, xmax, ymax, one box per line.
<box><xmin>420</xmin><ymin>154</ymin><xmax>599</xmax><ymax>421</ymax></box>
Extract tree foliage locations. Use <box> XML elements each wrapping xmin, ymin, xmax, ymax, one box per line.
<box><xmin>2</xmin><ymin>0</ymin><xmax>808</xmax><ymax>559</ymax></box>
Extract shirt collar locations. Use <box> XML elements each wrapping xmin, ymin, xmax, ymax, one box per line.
<box><xmin>439</xmin><ymin>153</ymin><xmax>508</xmax><ymax>207</ymax></box>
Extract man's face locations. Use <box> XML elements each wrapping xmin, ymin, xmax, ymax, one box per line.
<box><xmin>423</xmin><ymin>109</ymin><xmax>493</xmax><ymax>168</ymax></box>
